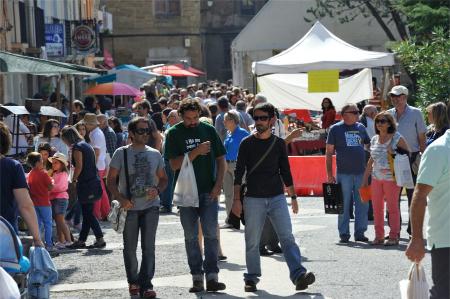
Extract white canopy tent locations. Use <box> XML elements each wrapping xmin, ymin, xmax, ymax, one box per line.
<box><xmin>258</xmin><ymin>68</ymin><xmax>372</xmax><ymax>111</ymax></box>
<box><xmin>252</xmin><ymin>21</ymin><xmax>395</xmax><ymax>76</ymax></box>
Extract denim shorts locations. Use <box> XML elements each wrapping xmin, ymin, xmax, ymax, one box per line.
<box><xmin>51</xmin><ymin>198</ymin><xmax>69</xmax><ymax>215</ymax></box>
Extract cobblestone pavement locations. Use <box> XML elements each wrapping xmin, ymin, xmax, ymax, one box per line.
<box><xmin>50</xmin><ymin>195</ymin><xmax>431</xmax><ymax>298</ymax></box>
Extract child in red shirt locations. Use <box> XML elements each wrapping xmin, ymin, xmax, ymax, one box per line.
<box><xmin>26</xmin><ymin>152</ymin><xmax>54</xmax><ymax>250</ymax></box>
<box><xmin>49</xmin><ymin>153</ymin><xmax>72</xmax><ymax>248</ymax></box>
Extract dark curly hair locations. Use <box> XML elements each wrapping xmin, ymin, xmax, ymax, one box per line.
<box><xmin>0</xmin><ymin>121</ymin><xmax>12</xmax><ymax>155</ymax></box>
<box><xmin>178</xmin><ymin>98</ymin><xmax>202</xmax><ymax>116</ymax></box>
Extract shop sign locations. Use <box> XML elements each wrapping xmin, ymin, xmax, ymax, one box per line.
<box><xmin>72</xmin><ymin>25</ymin><xmax>96</xmax><ymax>51</ymax></box>
<box><xmin>45</xmin><ymin>24</ymin><xmax>64</xmax><ymax>57</ymax></box>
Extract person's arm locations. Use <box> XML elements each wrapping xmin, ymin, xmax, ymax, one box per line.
<box><xmin>405</xmin><ymin>183</ymin><xmax>432</xmax><ymax>263</ymax></box>
<box><xmin>418</xmin><ymin>132</ymin><xmax>426</xmax><ymax>153</ymax></box>
<box><xmin>13</xmin><ymin>188</ymin><xmax>44</xmax><ymax>247</ymax></box>
<box><xmin>362</xmin><ymin>157</ymin><xmax>374</xmax><ymax>186</ymax></box>
<box><xmin>326</xmin><ymin>144</ymin><xmax>336</xmax><ymax>183</ymax></box>
<box><xmin>152</xmin><ymin>130</ymin><xmax>162</xmax><ymax>152</ymax></box>
<box><xmin>284</xmin><ymin>128</ymin><xmax>303</xmax><ymax>145</ymax></box>
<box><xmin>210</xmin><ymin>155</ymin><xmax>225</xmax><ymax>200</ymax></box>
<box><xmin>396</xmin><ymin>136</ymin><xmax>411</xmax><ymax>153</ymax></box>
<box><xmin>169</xmin><ymin>142</ymin><xmax>211</xmax><ymax>171</ymax></box>
<box><xmin>72</xmin><ymin>149</ymin><xmax>83</xmax><ymax>182</ymax></box>
<box><xmin>106</xmin><ymin>166</ymin><xmax>134</xmax><ymax>210</ymax></box>
<box><xmin>286</xmin><ymin>185</ymin><xmax>298</xmax><ymax>214</ymax></box>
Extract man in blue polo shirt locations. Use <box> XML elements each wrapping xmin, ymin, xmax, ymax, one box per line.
<box><xmin>406</xmin><ymin>129</ymin><xmax>450</xmax><ymax>299</ymax></box>
<box><xmin>222</xmin><ymin>110</ymin><xmax>249</xmax><ymax>228</ymax></box>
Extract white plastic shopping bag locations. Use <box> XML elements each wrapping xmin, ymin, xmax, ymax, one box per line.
<box><xmin>399</xmin><ymin>262</ymin><xmax>429</xmax><ymax>299</ymax></box>
<box><xmin>394</xmin><ymin>154</ymin><xmax>414</xmax><ymax>189</ymax></box>
<box><xmin>173</xmin><ymin>154</ymin><xmax>199</xmax><ymax>207</ymax></box>
<box><xmin>0</xmin><ymin>266</ymin><xmax>20</xmax><ymax>299</ymax></box>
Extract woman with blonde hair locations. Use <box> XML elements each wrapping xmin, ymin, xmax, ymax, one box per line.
<box><xmin>362</xmin><ymin>112</ymin><xmax>410</xmax><ymax>246</ymax></box>
<box><xmin>426</xmin><ymin>102</ymin><xmax>449</xmax><ymax>146</ymax></box>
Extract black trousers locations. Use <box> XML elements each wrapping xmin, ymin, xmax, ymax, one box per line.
<box><xmin>430</xmin><ymin>247</ymin><xmax>450</xmax><ymax>299</ymax></box>
<box><xmin>259</xmin><ymin>217</ymin><xmax>279</xmax><ymax>250</ymax></box>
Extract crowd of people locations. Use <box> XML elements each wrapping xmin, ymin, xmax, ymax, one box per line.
<box><xmin>0</xmin><ymin>78</ymin><xmax>449</xmax><ymax>298</ymax></box>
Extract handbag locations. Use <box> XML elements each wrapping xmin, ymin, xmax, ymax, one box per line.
<box><xmin>394</xmin><ymin>153</ymin><xmax>414</xmax><ymax>188</ymax></box>
<box><xmin>231</xmin><ymin>136</ymin><xmax>278</xmax><ymax>225</ymax></box>
<box><xmin>399</xmin><ymin>262</ymin><xmax>429</xmax><ymax>299</ymax></box>
<box><xmin>322</xmin><ymin>182</ymin><xmax>344</xmax><ymax>214</ymax></box>
<box><xmin>108</xmin><ymin>148</ymin><xmax>130</xmax><ymax>233</ymax></box>
<box><xmin>172</xmin><ymin>153</ymin><xmax>199</xmax><ymax>208</ymax></box>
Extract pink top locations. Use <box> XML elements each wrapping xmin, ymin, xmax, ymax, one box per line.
<box><xmin>49</xmin><ymin>171</ymin><xmax>69</xmax><ymax>200</ymax></box>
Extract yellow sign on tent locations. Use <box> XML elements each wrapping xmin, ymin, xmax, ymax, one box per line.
<box><xmin>308</xmin><ymin>70</ymin><xmax>339</xmax><ymax>93</ymax></box>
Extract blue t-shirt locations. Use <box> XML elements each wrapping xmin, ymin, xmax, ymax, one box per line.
<box><xmin>0</xmin><ymin>158</ymin><xmax>28</xmax><ymax>232</ymax></box>
<box><xmin>327</xmin><ymin>121</ymin><xmax>370</xmax><ymax>174</ymax></box>
<box><xmin>224</xmin><ymin>126</ymin><xmax>250</xmax><ymax>161</ymax></box>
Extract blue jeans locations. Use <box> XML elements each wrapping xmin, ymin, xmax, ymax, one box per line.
<box><xmin>179</xmin><ymin>193</ymin><xmax>219</xmax><ymax>281</ymax></box>
<box><xmin>123</xmin><ymin>206</ymin><xmax>159</xmax><ymax>289</ymax></box>
<box><xmin>337</xmin><ymin>173</ymin><xmax>368</xmax><ymax>239</ymax></box>
<box><xmin>243</xmin><ymin>194</ymin><xmax>306</xmax><ymax>284</ymax></box>
<box><xmin>34</xmin><ymin>206</ymin><xmax>53</xmax><ymax>246</ymax></box>
<box><xmin>160</xmin><ymin>159</ymin><xmax>174</xmax><ymax>209</ymax></box>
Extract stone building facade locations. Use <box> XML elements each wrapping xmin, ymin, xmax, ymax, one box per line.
<box><xmin>101</xmin><ymin>0</ymin><xmax>267</xmax><ymax>82</ymax></box>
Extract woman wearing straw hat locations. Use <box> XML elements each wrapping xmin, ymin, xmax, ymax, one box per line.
<box><xmin>48</xmin><ymin>152</ymin><xmax>72</xmax><ymax>249</ymax></box>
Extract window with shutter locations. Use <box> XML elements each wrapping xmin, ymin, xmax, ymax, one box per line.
<box><xmin>154</xmin><ymin>0</ymin><xmax>180</xmax><ymax>17</ymax></box>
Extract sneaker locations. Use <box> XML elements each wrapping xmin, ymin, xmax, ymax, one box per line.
<box><xmin>218</xmin><ymin>255</ymin><xmax>227</xmax><ymax>261</ymax></box>
<box><xmin>220</xmin><ymin>223</ymin><xmax>233</xmax><ymax>229</ymax></box>
<box><xmin>259</xmin><ymin>248</ymin><xmax>273</xmax><ymax>256</ymax></box>
<box><xmin>244</xmin><ymin>280</ymin><xmax>257</xmax><ymax>292</ymax></box>
<box><xmin>64</xmin><ymin>241</ymin><xmax>73</xmax><ymax>247</ymax></box>
<box><xmin>141</xmin><ymin>288</ymin><xmax>156</xmax><ymax>298</ymax></box>
<box><xmin>45</xmin><ymin>245</ymin><xmax>57</xmax><ymax>252</ymax></box>
<box><xmin>370</xmin><ymin>238</ymin><xmax>384</xmax><ymax>245</ymax></box>
<box><xmin>55</xmin><ymin>242</ymin><xmax>66</xmax><ymax>250</ymax></box>
<box><xmin>267</xmin><ymin>245</ymin><xmax>282</xmax><ymax>254</ymax></box>
<box><xmin>206</xmin><ymin>280</ymin><xmax>226</xmax><ymax>292</ymax></box>
<box><xmin>338</xmin><ymin>238</ymin><xmax>349</xmax><ymax>244</ymax></box>
<box><xmin>189</xmin><ymin>280</ymin><xmax>204</xmax><ymax>293</ymax></box>
<box><xmin>128</xmin><ymin>284</ymin><xmax>140</xmax><ymax>296</ymax></box>
<box><xmin>295</xmin><ymin>272</ymin><xmax>316</xmax><ymax>291</ymax></box>
<box><xmin>355</xmin><ymin>235</ymin><xmax>369</xmax><ymax>242</ymax></box>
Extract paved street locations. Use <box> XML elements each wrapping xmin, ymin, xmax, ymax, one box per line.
<box><xmin>50</xmin><ymin>195</ymin><xmax>431</xmax><ymax>299</ymax></box>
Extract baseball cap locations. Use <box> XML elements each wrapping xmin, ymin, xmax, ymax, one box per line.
<box><xmin>389</xmin><ymin>85</ymin><xmax>408</xmax><ymax>96</ymax></box>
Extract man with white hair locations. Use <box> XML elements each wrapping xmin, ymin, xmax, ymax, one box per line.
<box><xmin>253</xmin><ymin>93</ymin><xmax>267</xmax><ymax>106</ymax></box>
<box><xmin>360</xmin><ymin>105</ymin><xmax>378</xmax><ymax>140</ymax></box>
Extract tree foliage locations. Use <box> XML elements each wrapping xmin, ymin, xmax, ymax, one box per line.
<box><xmin>392</xmin><ymin>28</ymin><xmax>449</xmax><ymax>107</ymax></box>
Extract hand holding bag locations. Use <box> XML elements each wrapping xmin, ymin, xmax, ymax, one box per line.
<box><xmin>173</xmin><ymin>153</ymin><xmax>199</xmax><ymax>208</ymax></box>
<box><xmin>399</xmin><ymin>262</ymin><xmax>429</xmax><ymax>299</ymax></box>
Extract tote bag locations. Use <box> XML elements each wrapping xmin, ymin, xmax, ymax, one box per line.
<box><xmin>322</xmin><ymin>183</ymin><xmax>344</xmax><ymax>214</ymax></box>
<box><xmin>394</xmin><ymin>154</ymin><xmax>414</xmax><ymax>189</ymax></box>
<box><xmin>173</xmin><ymin>154</ymin><xmax>199</xmax><ymax>208</ymax></box>
<box><xmin>399</xmin><ymin>262</ymin><xmax>429</xmax><ymax>299</ymax></box>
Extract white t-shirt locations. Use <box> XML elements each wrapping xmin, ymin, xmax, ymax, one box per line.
<box><xmin>89</xmin><ymin>127</ymin><xmax>107</xmax><ymax>170</ymax></box>
<box><xmin>5</xmin><ymin>115</ymin><xmax>30</xmax><ymax>155</ymax></box>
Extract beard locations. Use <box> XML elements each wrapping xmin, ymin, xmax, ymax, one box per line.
<box><xmin>255</xmin><ymin>124</ymin><xmax>269</xmax><ymax>134</ymax></box>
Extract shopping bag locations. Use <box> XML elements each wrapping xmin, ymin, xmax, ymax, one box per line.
<box><xmin>0</xmin><ymin>267</ymin><xmax>20</xmax><ymax>299</ymax></box>
<box><xmin>322</xmin><ymin>183</ymin><xmax>344</xmax><ymax>214</ymax></box>
<box><xmin>359</xmin><ymin>185</ymin><xmax>371</xmax><ymax>202</ymax></box>
<box><xmin>394</xmin><ymin>154</ymin><xmax>414</xmax><ymax>189</ymax></box>
<box><xmin>173</xmin><ymin>154</ymin><xmax>199</xmax><ymax>208</ymax></box>
<box><xmin>399</xmin><ymin>262</ymin><xmax>429</xmax><ymax>299</ymax></box>
<box><xmin>107</xmin><ymin>200</ymin><xmax>127</xmax><ymax>234</ymax></box>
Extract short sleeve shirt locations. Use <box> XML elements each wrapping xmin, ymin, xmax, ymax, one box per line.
<box><xmin>224</xmin><ymin>126</ymin><xmax>249</xmax><ymax>161</ymax></box>
<box><xmin>416</xmin><ymin>130</ymin><xmax>450</xmax><ymax>249</ymax></box>
<box><xmin>89</xmin><ymin>127</ymin><xmax>107</xmax><ymax>170</ymax></box>
<box><xmin>0</xmin><ymin>158</ymin><xmax>28</xmax><ymax>230</ymax></box>
<box><xmin>164</xmin><ymin>121</ymin><xmax>226</xmax><ymax>194</ymax></box>
<box><xmin>388</xmin><ymin>105</ymin><xmax>427</xmax><ymax>152</ymax></box>
<box><xmin>109</xmin><ymin>145</ymin><xmax>164</xmax><ymax>211</ymax></box>
<box><xmin>327</xmin><ymin>121</ymin><xmax>370</xmax><ymax>174</ymax></box>
<box><xmin>27</xmin><ymin>168</ymin><xmax>52</xmax><ymax>206</ymax></box>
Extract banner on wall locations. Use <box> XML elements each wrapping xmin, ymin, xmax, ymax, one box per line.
<box><xmin>45</xmin><ymin>24</ymin><xmax>64</xmax><ymax>57</ymax></box>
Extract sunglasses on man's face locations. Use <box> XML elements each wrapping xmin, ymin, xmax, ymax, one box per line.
<box><xmin>253</xmin><ymin>115</ymin><xmax>270</xmax><ymax>121</ymax></box>
<box><xmin>344</xmin><ymin>111</ymin><xmax>359</xmax><ymax>115</ymax></box>
<box><xmin>135</xmin><ymin>128</ymin><xmax>150</xmax><ymax>135</ymax></box>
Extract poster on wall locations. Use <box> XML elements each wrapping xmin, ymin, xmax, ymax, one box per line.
<box><xmin>45</xmin><ymin>24</ymin><xmax>65</xmax><ymax>57</ymax></box>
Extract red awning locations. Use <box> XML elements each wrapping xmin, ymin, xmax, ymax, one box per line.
<box><xmin>174</xmin><ymin>63</ymin><xmax>205</xmax><ymax>75</ymax></box>
<box><xmin>152</xmin><ymin>65</ymin><xmax>198</xmax><ymax>77</ymax></box>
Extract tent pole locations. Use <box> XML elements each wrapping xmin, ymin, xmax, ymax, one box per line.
<box><xmin>253</xmin><ymin>75</ymin><xmax>257</xmax><ymax>94</ymax></box>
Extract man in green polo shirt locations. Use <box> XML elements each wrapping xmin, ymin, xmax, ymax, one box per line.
<box><xmin>406</xmin><ymin>129</ymin><xmax>450</xmax><ymax>299</ymax></box>
<box><xmin>164</xmin><ymin>98</ymin><xmax>226</xmax><ymax>293</ymax></box>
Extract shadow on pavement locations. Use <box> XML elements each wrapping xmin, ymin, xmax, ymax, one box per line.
<box><xmin>81</xmin><ymin>249</ymin><xmax>114</xmax><ymax>256</ymax></box>
<box><xmin>218</xmin><ymin>261</ymin><xmax>246</xmax><ymax>272</ymax></box>
<box><xmin>335</xmin><ymin>241</ymin><xmax>407</xmax><ymax>251</ymax></box>
<box><xmin>195</xmin><ymin>290</ymin><xmax>326</xmax><ymax>298</ymax></box>
<box><xmin>56</xmin><ymin>267</ymin><xmax>78</xmax><ymax>282</ymax></box>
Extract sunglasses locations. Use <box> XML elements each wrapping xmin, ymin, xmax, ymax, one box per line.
<box><xmin>52</xmin><ymin>125</ymin><xmax>60</xmax><ymax>128</ymax></box>
<box><xmin>253</xmin><ymin>115</ymin><xmax>270</xmax><ymax>121</ymax></box>
<box><xmin>135</xmin><ymin>128</ymin><xmax>151</xmax><ymax>135</ymax></box>
<box><xmin>344</xmin><ymin>111</ymin><xmax>359</xmax><ymax>115</ymax></box>
<box><xmin>375</xmin><ymin>119</ymin><xmax>388</xmax><ymax>124</ymax></box>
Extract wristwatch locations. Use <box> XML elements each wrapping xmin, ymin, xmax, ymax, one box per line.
<box><xmin>291</xmin><ymin>195</ymin><xmax>297</xmax><ymax>200</ymax></box>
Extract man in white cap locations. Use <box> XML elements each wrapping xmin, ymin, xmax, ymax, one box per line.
<box><xmin>387</xmin><ymin>85</ymin><xmax>427</xmax><ymax>237</ymax></box>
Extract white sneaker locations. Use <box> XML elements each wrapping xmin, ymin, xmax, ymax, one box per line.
<box><xmin>55</xmin><ymin>242</ymin><xmax>66</xmax><ymax>249</ymax></box>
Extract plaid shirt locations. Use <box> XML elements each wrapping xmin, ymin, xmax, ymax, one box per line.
<box><xmin>102</xmin><ymin>126</ymin><xmax>117</xmax><ymax>155</ymax></box>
